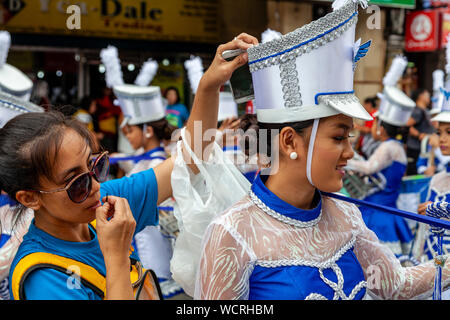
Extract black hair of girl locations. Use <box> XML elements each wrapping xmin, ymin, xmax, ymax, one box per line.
<box><xmin>0</xmin><ymin>110</ymin><xmax>97</xmax><ymax>224</ymax></box>
<box><xmin>410</xmin><ymin>88</ymin><xmax>428</xmax><ymax>104</ymax></box>
<box><xmin>137</xmin><ymin>118</ymin><xmax>176</xmax><ymax>141</ymax></box>
<box><xmin>164</xmin><ymin>86</ymin><xmax>181</xmax><ymax>104</ymax></box>
<box><xmin>238</xmin><ymin>114</ymin><xmax>314</xmax><ymax>158</ymax></box>
<box><xmin>380</xmin><ymin>120</ymin><xmax>408</xmax><ymax>143</ymax></box>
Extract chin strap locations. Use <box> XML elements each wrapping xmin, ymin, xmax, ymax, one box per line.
<box><xmin>306</xmin><ymin>119</ymin><xmax>320</xmax><ymax>187</ymax></box>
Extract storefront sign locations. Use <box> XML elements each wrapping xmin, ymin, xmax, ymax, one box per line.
<box><xmin>441</xmin><ymin>9</ymin><xmax>450</xmax><ymax>46</ymax></box>
<box><xmin>370</xmin><ymin>0</ymin><xmax>415</xmax><ymax>8</ymax></box>
<box><xmin>0</xmin><ymin>0</ymin><xmax>219</xmax><ymax>43</ymax></box>
<box><xmin>405</xmin><ymin>10</ymin><xmax>440</xmax><ymax>52</ymax></box>
<box><xmin>318</xmin><ymin>0</ymin><xmax>415</xmax><ymax>8</ymax></box>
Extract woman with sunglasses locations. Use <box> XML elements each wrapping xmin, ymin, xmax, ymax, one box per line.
<box><xmin>1</xmin><ymin>35</ymin><xmax>255</xmax><ymax>300</ymax></box>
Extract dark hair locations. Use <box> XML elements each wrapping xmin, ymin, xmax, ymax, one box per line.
<box><xmin>137</xmin><ymin>118</ymin><xmax>176</xmax><ymax>141</ymax></box>
<box><xmin>238</xmin><ymin>114</ymin><xmax>314</xmax><ymax>158</ymax></box>
<box><xmin>164</xmin><ymin>86</ymin><xmax>181</xmax><ymax>104</ymax></box>
<box><xmin>79</xmin><ymin>96</ymin><xmax>93</xmax><ymax>112</ymax></box>
<box><xmin>0</xmin><ymin>111</ymin><xmax>96</xmax><ymax>218</ymax></box>
<box><xmin>364</xmin><ymin>96</ymin><xmax>377</xmax><ymax>109</ymax></box>
<box><xmin>380</xmin><ymin>120</ymin><xmax>408</xmax><ymax>143</ymax></box>
<box><xmin>410</xmin><ymin>88</ymin><xmax>428</xmax><ymax>103</ymax></box>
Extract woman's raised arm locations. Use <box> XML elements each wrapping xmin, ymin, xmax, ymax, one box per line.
<box><xmin>154</xmin><ymin>33</ymin><xmax>258</xmax><ymax>203</ymax></box>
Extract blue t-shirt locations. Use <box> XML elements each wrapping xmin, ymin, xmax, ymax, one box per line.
<box><xmin>165</xmin><ymin>103</ymin><xmax>189</xmax><ymax>128</ymax></box>
<box><xmin>9</xmin><ymin>168</ymin><xmax>159</xmax><ymax>300</ymax></box>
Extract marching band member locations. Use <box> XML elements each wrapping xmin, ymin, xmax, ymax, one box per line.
<box><xmin>416</xmin><ymin>69</ymin><xmax>449</xmax><ymax>176</ymax></box>
<box><xmin>190</xmin><ymin>0</ymin><xmax>450</xmax><ymax>300</ymax></box>
<box><xmin>345</xmin><ymin>55</ymin><xmax>415</xmax><ymax>257</ymax></box>
<box><xmin>415</xmin><ymin>40</ymin><xmax>450</xmax><ymax>300</ymax></box>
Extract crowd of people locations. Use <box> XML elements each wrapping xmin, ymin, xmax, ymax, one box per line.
<box><xmin>0</xmin><ymin>0</ymin><xmax>450</xmax><ymax>302</ymax></box>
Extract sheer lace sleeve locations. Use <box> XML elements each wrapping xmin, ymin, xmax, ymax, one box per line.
<box><xmin>351</xmin><ymin>203</ymin><xmax>450</xmax><ymax>299</ymax></box>
<box><xmin>194</xmin><ymin>209</ymin><xmax>255</xmax><ymax>300</ymax></box>
<box><xmin>347</xmin><ymin>140</ymin><xmax>404</xmax><ymax>175</ymax></box>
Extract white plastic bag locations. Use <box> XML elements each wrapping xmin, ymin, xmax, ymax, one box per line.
<box><xmin>170</xmin><ymin>128</ymin><xmax>251</xmax><ymax>296</ymax></box>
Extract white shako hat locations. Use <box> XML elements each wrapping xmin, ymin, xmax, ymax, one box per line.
<box><xmin>218</xmin><ymin>88</ymin><xmax>238</xmax><ymax>122</ymax></box>
<box><xmin>432</xmin><ymin>35</ymin><xmax>450</xmax><ymax>123</ymax></box>
<box><xmin>247</xmin><ymin>0</ymin><xmax>372</xmax><ymax>124</ymax></box>
<box><xmin>100</xmin><ymin>45</ymin><xmax>164</xmax><ymax>127</ymax></box>
<box><xmin>113</xmin><ymin>84</ymin><xmax>165</xmax><ymax>126</ymax></box>
<box><xmin>0</xmin><ymin>90</ymin><xmax>44</xmax><ymax>128</ymax></box>
<box><xmin>246</xmin><ymin>0</ymin><xmax>372</xmax><ymax>187</ymax></box>
<box><xmin>0</xmin><ymin>31</ymin><xmax>33</xmax><ymax>101</ymax></box>
<box><xmin>376</xmin><ymin>55</ymin><xmax>415</xmax><ymax>127</ymax></box>
<box><xmin>430</xmin><ymin>69</ymin><xmax>445</xmax><ymax>116</ymax></box>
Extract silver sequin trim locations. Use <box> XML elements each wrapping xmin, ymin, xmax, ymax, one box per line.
<box><xmin>279</xmin><ymin>60</ymin><xmax>302</xmax><ymax>108</ymax></box>
<box><xmin>316</xmin><ymin>92</ymin><xmax>360</xmax><ymax>106</ymax></box>
<box><xmin>249</xmin><ymin>190</ymin><xmax>322</xmax><ymax>228</ymax></box>
<box><xmin>248</xmin><ymin>2</ymin><xmax>357</xmax><ymax>73</ymax></box>
<box><xmin>256</xmin><ymin>237</ymin><xmax>367</xmax><ymax>300</ymax></box>
<box><xmin>0</xmin><ymin>91</ymin><xmax>43</xmax><ymax>114</ymax></box>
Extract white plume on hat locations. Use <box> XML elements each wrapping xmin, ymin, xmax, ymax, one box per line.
<box><xmin>100</xmin><ymin>45</ymin><xmax>124</xmax><ymax>88</ymax></box>
<box><xmin>445</xmin><ymin>34</ymin><xmax>450</xmax><ymax>75</ymax></box>
<box><xmin>0</xmin><ymin>31</ymin><xmax>11</xmax><ymax>69</ymax></box>
<box><xmin>382</xmin><ymin>55</ymin><xmax>408</xmax><ymax>87</ymax></box>
<box><xmin>261</xmin><ymin>29</ymin><xmax>282</xmax><ymax>44</ymax></box>
<box><xmin>134</xmin><ymin>58</ymin><xmax>158</xmax><ymax>87</ymax></box>
<box><xmin>433</xmin><ymin>70</ymin><xmax>445</xmax><ymax>91</ymax></box>
<box><xmin>184</xmin><ymin>56</ymin><xmax>204</xmax><ymax>94</ymax></box>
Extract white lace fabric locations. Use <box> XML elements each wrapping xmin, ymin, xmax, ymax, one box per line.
<box><xmin>427</xmin><ymin>171</ymin><xmax>450</xmax><ymax>202</ymax></box>
<box><xmin>194</xmin><ymin>193</ymin><xmax>450</xmax><ymax>300</ymax></box>
<box><xmin>414</xmin><ymin>171</ymin><xmax>450</xmax><ymax>261</ymax></box>
<box><xmin>0</xmin><ymin>205</ymin><xmax>33</xmax><ymax>282</ymax></box>
<box><xmin>346</xmin><ymin>139</ymin><xmax>407</xmax><ymax>175</ymax></box>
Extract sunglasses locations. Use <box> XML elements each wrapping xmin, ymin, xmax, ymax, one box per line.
<box><xmin>36</xmin><ymin>151</ymin><xmax>110</xmax><ymax>203</ymax></box>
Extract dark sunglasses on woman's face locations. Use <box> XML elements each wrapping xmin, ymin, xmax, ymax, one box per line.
<box><xmin>36</xmin><ymin>151</ymin><xmax>110</xmax><ymax>203</ymax></box>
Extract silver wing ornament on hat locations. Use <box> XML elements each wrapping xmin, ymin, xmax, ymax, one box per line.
<box><xmin>247</xmin><ymin>0</ymin><xmax>372</xmax><ymax>124</ymax></box>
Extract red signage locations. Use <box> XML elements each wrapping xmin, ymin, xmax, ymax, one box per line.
<box><xmin>405</xmin><ymin>10</ymin><xmax>440</xmax><ymax>52</ymax></box>
<box><xmin>441</xmin><ymin>9</ymin><xmax>450</xmax><ymax>47</ymax></box>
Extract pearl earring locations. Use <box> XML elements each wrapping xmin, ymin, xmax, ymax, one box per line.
<box><xmin>290</xmin><ymin>152</ymin><xmax>298</xmax><ymax>160</ymax></box>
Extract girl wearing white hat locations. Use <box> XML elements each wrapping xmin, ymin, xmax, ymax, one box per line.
<box><xmin>189</xmin><ymin>0</ymin><xmax>450</xmax><ymax>300</ymax></box>
<box><xmin>414</xmin><ymin>39</ymin><xmax>450</xmax><ymax>294</ymax></box>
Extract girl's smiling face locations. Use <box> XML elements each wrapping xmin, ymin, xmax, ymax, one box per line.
<box><xmin>310</xmin><ymin>114</ymin><xmax>355</xmax><ymax>192</ymax></box>
<box><xmin>274</xmin><ymin>114</ymin><xmax>355</xmax><ymax>194</ymax></box>
<box><xmin>437</xmin><ymin>122</ymin><xmax>450</xmax><ymax>155</ymax></box>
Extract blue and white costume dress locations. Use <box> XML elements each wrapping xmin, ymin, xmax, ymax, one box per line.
<box><xmin>415</xmin><ymin>164</ymin><xmax>450</xmax><ymax>262</ymax></box>
<box><xmin>346</xmin><ymin>139</ymin><xmax>413</xmax><ymax>256</ymax></box>
<box><xmin>0</xmin><ymin>196</ymin><xmax>33</xmax><ymax>300</ymax></box>
<box><xmin>417</xmin><ymin>147</ymin><xmax>450</xmax><ymax>175</ymax></box>
<box><xmin>195</xmin><ymin>173</ymin><xmax>450</xmax><ymax>300</ymax></box>
<box><xmin>125</xmin><ymin>146</ymin><xmax>183</xmax><ymax>298</ymax></box>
